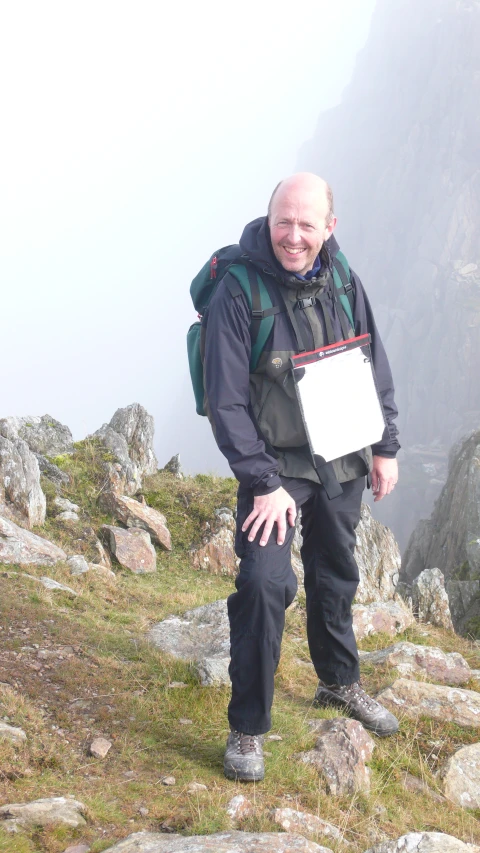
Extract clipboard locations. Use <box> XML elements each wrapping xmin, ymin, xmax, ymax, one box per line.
<box><xmin>290</xmin><ymin>334</ymin><xmax>386</xmax><ymax>464</ymax></box>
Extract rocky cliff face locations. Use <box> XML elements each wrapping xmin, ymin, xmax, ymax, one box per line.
<box><xmin>299</xmin><ymin>0</ymin><xmax>480</xmax><ymax>546</ymax></box>
<box><xmin>402</xmin><ymin>429</ymin><xmax>480</xmax><ymax>632</ymax></box>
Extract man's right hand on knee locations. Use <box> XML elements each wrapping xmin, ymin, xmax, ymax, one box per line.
<box><xmin>242</xmin><ymin>487</ymin><xmax>296</xmax><ymax>547</ymax></box>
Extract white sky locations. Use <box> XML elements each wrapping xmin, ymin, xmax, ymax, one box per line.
<box><xmin>0</xmin><ymin>0</ymin><xmax>375</xmax><ymax>473</ymax></box>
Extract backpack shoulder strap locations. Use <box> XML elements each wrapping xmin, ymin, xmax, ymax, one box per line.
<box><xmin>331</xmin><ymin>251</ymin><xmax>355</xmax><ymax>332</ymax></box>
<box><xmin>228</xmin><ymin>263</ymin><xmax>279</xmax><ymax>371</ymax></box>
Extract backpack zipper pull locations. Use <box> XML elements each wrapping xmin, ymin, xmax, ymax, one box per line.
<box><xmin>210</xmin><ymin>256</ymin><xmax>218</xmax><ymax>279</ymax></box>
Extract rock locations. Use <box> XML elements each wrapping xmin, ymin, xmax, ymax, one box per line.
<box><xmin>89</xmin><ymin>737</ymin><xmax>112</xmax><ymax>758</ymax></box>
<box><xmin>92</xmin><ymin>536</ymin><xmax>112</xmax><ymax>568</ymax></box>
<box><xmin>267</xmin><ymin>734</ymin><xmax>283</xmax><ymax>741</ymax></box>
<box><xmin>68</xmin><ymin>555</ymin><xmax>90</xmax><ymax>575</ymax></box>
<box><xmin>57</xmin><ymin>511</ymin><xmax>80</xmax><ymax>522</ymax></box>
<box><xmin>138</xmin><ymin>808</ymin><xmax>149</xmax><ymax>817</ymax></box>
<box><xmin>102</xmin><ymin>493</ymin><xmax>171</xmax><ymax>551</ymax></box>
<box><xmin>377</xmin><ymin>678</ymin><xmax>480</xmax><ymax>727</ymax></box>
<box><xmin>440</xmin><ymin>742</ymin><xmax>480</xmax><ymax>808</ymax></box>
<box><xmin>226</xmin><ymin>795</ymin><xmax>253</xmax><ymax>822</ymax></box>
<box><xmin>0</xmin><ymin>433</ymin><xmax>46</xmax><ymax>527</ymax></box>
<box><xmin>403</xmin><ymin>432</ymin><xmax>480</xmax><ymax>590</ymax></box>
<box><xmin>100</xmin><ymin>830</ymin><xmax>331</xmax><ymax>852</ymax></box>
<box><xmin>64</xmin><ymin>844</ymin><xmax>90</xmax><ymax>853</ymax></box>
<box><xmin>0</xmin><ymin>415</ymin><xmax>74</xmax><ymax>456</ymax></box>
<box><xmin>0</xmin><ymin>515</ymin><xmax>67</xmax><ymax>565</ymax></box>
<box><xmin>161</xmin><ymin>775</ymin><xmax>176</xmax><ymax>786</ymax></box>
<box><xmin>352</xmin><ymin>599</ymin><xmax>415</xmax><ymax>642</ymax></box>
<box><xmin>187</xmin><ymin>782</ymin><xmax>207</xmax><ymax>793</ymax></box>
<box><xmin>359</xmin><ymin>642</ymin><xmax>471</xmax><ymax>685</ymax></box>
<box><xmin>147</xmin><ymin>599</ymin><xmax>230</xmax><ymax>686</ymax></box>
<box><xmin>364</xmin><ymin>833</ymin><xmax>480</xmax><ymax>852</ymax></box>
<box><xmin>55</xmin><ymin>497</ymin><xmax>80</xmax><ymax>513</ymax></box>
<box><xmin>162</xmin><ymin>454</ymin><xmax>184</xmax><ymax>478</ymax></box>
<box><xmin>0</xmin><ymin>721</ymin><xmax>27</xmax><ymax>745</ymax></box>
<box><xmin>292</xmin><ymin>503</ymin><xmax>400</xmax><ymax>603</ymax></box>
<box><xmin>191</xmin><ymin>508</ymin><xmax>238</xmax><ymax>576</ymax></box>
<box><xmin>446</xmin><ymin>580</ymin><xmax>480</xmax><ymax>635</ymax></box>
<box><xmin>412</xmin><ymin>568</ymin><xmax>454</xmax><ymax>631</ymax></box>
<box><xmin>93</xmin><ymin>404</ymin><xmax>157</xmax><ymax>496</ymax></box>
<box><xmin>0</xmin><ymin>796</ymin><xmax>86</xmax><ymax>832</ymax></box>
<box><xmin>401</xmin><ymin>772</ymin><xmax>445</xmax><ymax>803</ymax></box>
<box><xmin>88</xmin><ymin>563</ymin><xmax>116</xmax><ymax>580</ymax></box>
<box><xmin>273</xmin><ymin>808</ymin><xmax>345</xmax><ymax>844</ymax></box>
<box><xmin>297</xmin><ymin>718</ymin><xmax>375</xmax><ymax>795</ymax></box>
<box><xmin>101</xmin><ymin>525</ymin><xmax>156</xmax><ymax>573</ymax></box>
<box><xmin>23</xmin><ymin>574</ymin><xmax>78</xmax><ymax>596</ymax></box>
<box><xmin>36</xmin><ymin>454</ymin><xmax>70</xmax><ymax>489</ymax></box>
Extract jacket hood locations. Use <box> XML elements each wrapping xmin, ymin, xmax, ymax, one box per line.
<box><xmin>239</xmin><ymin>216</ymin><xmax>341</xmax><ymax>288</ymax></box>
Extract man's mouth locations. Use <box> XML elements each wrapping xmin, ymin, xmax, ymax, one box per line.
<box><xmin>283</xmin><ymin>247</ymin><xmax>305</xmax><ymax>255</ymax></box>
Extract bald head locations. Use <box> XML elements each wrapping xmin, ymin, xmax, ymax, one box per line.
<box><xmin>267</xmin><ymin>173</ymin><xmax>337</xmax><ymax>276</ymax></box>
<box><xmin>268</xmin><ymin>173</ymin><xmax>334</xmax><ymax>223</ymax></box>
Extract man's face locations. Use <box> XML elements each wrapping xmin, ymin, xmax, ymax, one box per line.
<box><xmin>269</xmin><ymin>188</ymin><xmax>336</xmax><ymax>275</ymax></box>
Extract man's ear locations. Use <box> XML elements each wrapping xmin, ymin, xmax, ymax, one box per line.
<box><xmin>324</xmin><ymin>215</ymin><xmax>337</xmax><ymax>240</ymax></box>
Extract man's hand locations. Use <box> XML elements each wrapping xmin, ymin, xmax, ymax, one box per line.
<box><xmin>371</xmin><ymin>456</ymin><xmax>398</xmax><ymax>502</ymax></box>
<box><xmin>242</xmin><ymin>486</ymin><xmax>297</xmax><ymax>547</ymax></box>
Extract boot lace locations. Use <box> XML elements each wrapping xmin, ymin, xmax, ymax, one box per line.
<box><xmin>232</xmin><ymin>731</ymin><xmax>262</xmax><ymax>755</ymax></box>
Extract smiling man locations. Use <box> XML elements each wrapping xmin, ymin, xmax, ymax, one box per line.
<box><xmin>203</xmin><ymin>172</ymin><xmax>400</xmax><ymax>782</ymax></box>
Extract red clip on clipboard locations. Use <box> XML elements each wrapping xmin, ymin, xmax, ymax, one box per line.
<box><xmin>290</xmin><ymin>334</ymin><xmax>386</xmax><ymax>464</ymax></box>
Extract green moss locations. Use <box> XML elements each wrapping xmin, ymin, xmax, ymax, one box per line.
<box><xmin>143</xmin><ymin>471</ymin><xmax>237</xmax><ymax>551</ymax></box>
<box><xmin>464</xmin><ymin>616</ymin><xmax>480</xmax><ymax>639</ymax></box>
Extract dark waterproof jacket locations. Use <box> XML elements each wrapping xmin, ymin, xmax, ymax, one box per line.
<box><xmin>203</xmin><ymin>216</ymin><xmax>400</xmax><ymax>495</ymax></box>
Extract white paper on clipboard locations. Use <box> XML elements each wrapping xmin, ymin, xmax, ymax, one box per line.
<box><xmin>291</xmin><ymin>335</ymin><xmax>386</xmax><ymax>463</ymax></box>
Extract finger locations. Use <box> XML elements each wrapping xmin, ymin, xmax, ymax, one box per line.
<box><xmin>260</xmin><ymin>517</ymin><xmax>275</xmax><ymax>547</ymax></box>
<box><xmin>242</xmin><ymin>508</ymin><xmax>259</xmax><ymax>532</ymax></box>
<box><xmin>248</xmin><ymin>513</ymin><xmax>267</xmax><ymax>542</ymax></box>
<box><xmin>371</xmin><ymin>471</ymin><xmax>379</xmax><ymax>493</ymax></box>
<box><xmin>276</xmin><ymin>514</ymin><xmax>287</xmax><ymax>546</ymax></box>
<box><xmin>287</xmin><ymin>505</ymin><xmax>297</xmax><ymax>527</ymax></box>
<box><xmin>374</xmin><ymin>479</ymin><xmax>388</xmax><ymax>502</ymax></box>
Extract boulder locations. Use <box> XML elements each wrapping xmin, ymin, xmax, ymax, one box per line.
<box><xmin>35</xmin><ymin>454</ymin><xmax>70</xmax><ymax>489</ymax></box>
<box><xmin>364</xmin><ymin>833</ymin><xmax>480</xmax><ymax>853</ymax></box>
<box><xmin>191</xmin><ymin>508</ymin><xmax>238</xmax><ymax>576</ymax></box>
<box><xmin>0</xmin><ymin>415</ymin><xmax>74</xmax><ymax>457</ymax></box>
<box><xmin>0</xmin><ymin>434</ymin><xmax>45</xmax><ymax>527</ymax></box>
<box><xmin>352</xmin><ymin>600</ymin><xmax>415</xmax><ymax>642</ymax></box>
<box><xmin>93</xmin><ymin>403</ymin><xmax>157</xmax><ymax>496</ymax></box>
<box><xmin>440</xmin><ymin>742</ymin><xmax>480</xmax><ymax>809</ymax></box>
<box><xmin>296</xmin><ymin>718</ymin><xmax>375</xmax><ymax>795</ymax></box>
<box><xmin>23</xmin><ymin>574</ymin><xmax>78</xmax><ymax>596</ymax></box>
<box><xmin>0</xmin><ymin>796</ymin><xmax>86</xmax><ymax>832</ymax></box>
<box><xmin>54</xmin><ymin>497</ymin><xmax>80</xmax><ymax>514</ymax></box>
<box><xmin>101</xmin><ymin>525</ymin><xmax>156</xmax><ymax>573</ymax></box>
<box><xmin>359</xmin><ymin>642</ymin><xmax>471</xmax><ymax>685</ymax></box>
<box><xmin>162</xmin><ymin>453</ymin><xmax>184</xmax><ymax>478</ymax></box>
<box><xmin>377</xmin><ymin>678</ymin><xmax>480</xmax><ymax>728</ymax></box>
<box><xmin>0</xmin><ymin>721</ymin><xmax>27</xmax><ymax>745</ymax></box>
<box><xmin>0</xmin><ymin>515</ymin><xmax>66</xmax><ymax>565</ymax></box>
<box><xmin>102</xmin><ymin>493</ymin><xmax>171</xmax><ymax>550</ymax></box>
<box><xmin>68</xmin><ymin>555</ymin><xmax>90</xmax><ymax>575</ymax></box>
<box><xmin>101</xmin><ymin>830</ymin><xmax>331</xmax><ymax>852</ymax></box>
<box><xmin>412</xmin><ymin>568</ymin><xmax>454</xmax><ymax>631</ymax></box>
<box><xmin>273</xmin><ymin>808</ymin><xmax>345</xmax><ymax>844</ymax></box>
<box><xmin>292</xmin><ymin>503</ymin><xmax>400</xmax><ymax>603</ymax></box>
<box><xmin>147</xmin><ymin>598</ymin><xmax>230</xmax><ymax>686</ymax></box>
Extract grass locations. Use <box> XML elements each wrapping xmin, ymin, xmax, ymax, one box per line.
<box><xmin>1</xmin><ymin>448</ymin><xmax>480</xmax><ymax>852</ymax></box>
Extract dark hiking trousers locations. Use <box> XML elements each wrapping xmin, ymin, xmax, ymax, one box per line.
<box><xmin>227</xmin><ymin>475</ymin><xmax>365</xmax><ymax>735</ymax></box>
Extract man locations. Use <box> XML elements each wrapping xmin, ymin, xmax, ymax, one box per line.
<box><xmin>203</xmin><ymin>172</ymin><xmax>400</xmax><ymax>782</ymax></box>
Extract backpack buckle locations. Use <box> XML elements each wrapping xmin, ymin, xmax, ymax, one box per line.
<box><xmin>297</xmin><ymin>296</ymin><xmax>315</xmax><ymax>310</ymax></box>
<box><xmin>251</xmin><ymin>309</ymin><xmax>265</xmax><ymax>319</ymax></box>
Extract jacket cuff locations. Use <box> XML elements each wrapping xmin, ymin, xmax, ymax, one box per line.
<box><xmin>371</xmin><ymin>446</ymin><xmax>398</xmax><ymax>459</ymax></box>
<box><xmin>252</xmin><ymin>473</ymin><xmax>282</xmax><ymax>496</ymax></box>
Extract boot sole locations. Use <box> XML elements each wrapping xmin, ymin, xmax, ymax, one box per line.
<box><xmin>314</xmin><ymin>692</ymin><xmax>399</xmax><ymax>737</ymax></box>
<box><xmin>224</xmin><ymin>762</ymin><xmax>265</xmax><ymax>782</ymax></box>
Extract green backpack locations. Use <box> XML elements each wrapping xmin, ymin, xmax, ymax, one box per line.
<box><xmin>187</xmin><ymin>245</ymin><xmax>355</xmax><ymax>416</ymax></box>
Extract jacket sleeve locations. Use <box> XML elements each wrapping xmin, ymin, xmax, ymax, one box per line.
<box><xmin>351</xmin><ymin>269</ymin><xmax>401</xmax><ymax>458</ymax></box>
<box><xmin>203</xmin><ymin>273</ymin><xmax>282</xmax><ymax>494</ymax></box>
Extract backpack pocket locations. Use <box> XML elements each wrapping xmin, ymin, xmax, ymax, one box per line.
<box><xmin>187</xmin><ymin>321</ymin><xmax>207</xmax><ymax>416</ymax></box>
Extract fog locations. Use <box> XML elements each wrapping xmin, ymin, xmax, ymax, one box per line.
<box><xmin>1</xmin><ymin>0</ymin><xmax>375</xmax><ymax>475</ymax></box>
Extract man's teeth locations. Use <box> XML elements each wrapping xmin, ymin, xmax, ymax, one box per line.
<box><xmin>284</xmin><ymin>247</ymin><xmax>304</xmax><ymax>254</ymax></box>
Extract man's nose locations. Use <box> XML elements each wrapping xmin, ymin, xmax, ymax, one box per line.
<box><xmin>286</xmin><ymin>224</ymin><xmax>301</xmax><ymax>244</ymax></box>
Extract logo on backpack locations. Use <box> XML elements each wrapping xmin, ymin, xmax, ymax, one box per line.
<box><xmin>272</xmin><ymin>358</ymin><xmax>283</xmax><ymax>369</ymax></box>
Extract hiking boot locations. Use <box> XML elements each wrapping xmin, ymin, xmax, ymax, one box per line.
<box><xmin>223</xmin><ymin>729</ymin><xmax>265</xmax><ymax>781</ymax></box>
<box><xmin>314</xmin><ymin>680</ymin><xmax>399</xmax><ymax>737</ymax></box>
